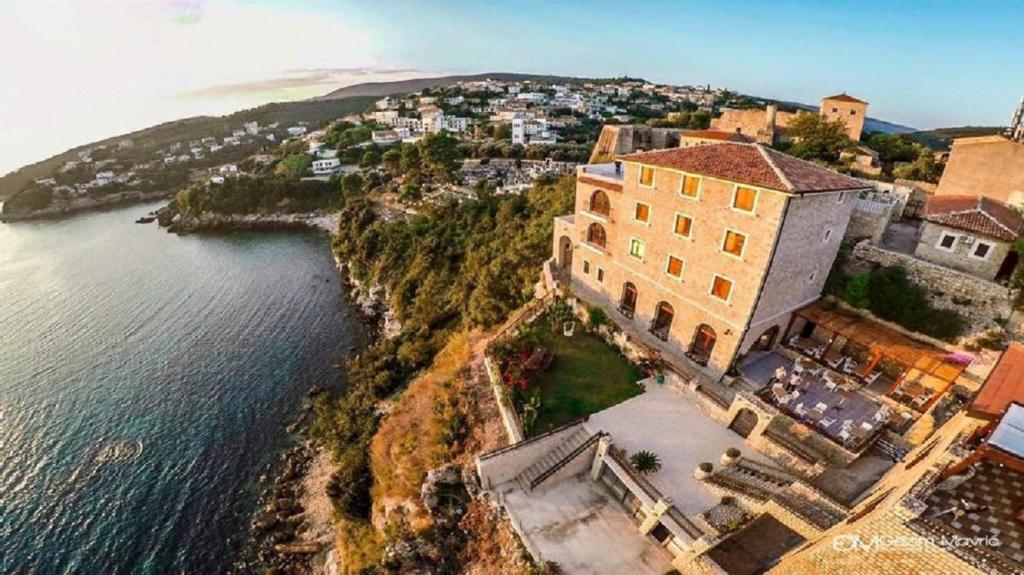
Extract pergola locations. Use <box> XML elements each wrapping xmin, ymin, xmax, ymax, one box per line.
<box><xmin>787</xmin><ymin>301</ymin><xmax>968</xmax><ymax>411</ymax></box>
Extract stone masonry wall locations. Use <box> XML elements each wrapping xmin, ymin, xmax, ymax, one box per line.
<box><xmin>846</xmin><ymin>240</ymin><xmax>1013</xmax><ymax>335</ymax></box>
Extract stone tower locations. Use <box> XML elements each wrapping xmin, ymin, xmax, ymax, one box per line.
<box><xmin>820</xmin><ymin>93</ymin><xmax>868</xmax><ymax>141</ymax></box>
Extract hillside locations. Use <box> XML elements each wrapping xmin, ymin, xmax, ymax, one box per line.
<box><xmin>0</xmin><ymin>97</ymin><xmax>376</xmax><ymax>200</ymax></box>
<box><xmin>905</xmin><ymin>126</ymin><xmax>1004</xmax><ymax>150</ymax></box>
<box><xmin>314</xmin><ymin>72</ymin><xmax>591</xmax><ymax>101</ymax></box>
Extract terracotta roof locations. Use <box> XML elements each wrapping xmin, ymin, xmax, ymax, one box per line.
<box><xmin>972</xmin><ymin>345</ymin><xmax>1024</xmax><ymax>417</ymax></box>
<box><xmin>923</xmin><ymin>195</ymin><xmax>1023</xmax><ymax>241</ymax></box>
<box><xmin>680</xmin><ymin>129</ymin><xmax>753</xmax><ymax>143</ymax></box>
<box><xmin>822</xmin><ymin>93</ymin><xmax>868</xmax><ymax>105</ymax></box>
<box><xmin>619</xmin><ymin>143</ymin><xmax>868</xmax><ymax>194</ymax></box>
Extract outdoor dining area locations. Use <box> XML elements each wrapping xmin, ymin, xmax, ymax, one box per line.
<box><xmin>755</xmin><ymin>355</ymin><xmax>911</xmax><ymax>452</ymax></box>
<box><xmin>783</xmin><ymin>301</ymin><xmax>970</xmax><ymax>414</ymax></box>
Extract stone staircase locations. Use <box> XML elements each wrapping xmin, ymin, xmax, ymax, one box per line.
<box><xmin>515</xmin><ymin>428</ymin><xmax>594</xmax><ymax>491</ymax></box>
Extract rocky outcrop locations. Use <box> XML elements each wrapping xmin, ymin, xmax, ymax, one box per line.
<box><xmin>1</xmin><ymin>189</ymin><xmax>174</xmax><ymax>222</ymax></box>
<box><xmin>335</xmin><ymin>256</ymin><xmax>402</xmax><ymax>339</ymax></box>
<box><xmin>164</xmin><ymin>211</ymin><xmax>339</xmax><ymax>234</ymax></box>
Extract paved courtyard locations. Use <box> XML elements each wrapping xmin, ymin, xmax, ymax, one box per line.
<box><xmin>585</xmin><ymin>383</ymin><xmax>774</xmax><ymax>517</ymax></box>
<box><xmin>499</xmin><ymin>475</ymin><xmax>674</xmax><ymax>574</ymax></box>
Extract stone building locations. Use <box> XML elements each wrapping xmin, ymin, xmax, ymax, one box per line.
<box><xmin>552</xmin><ymin>143</ymin><xmax>868</xmax><ymax>377</ymax></box>
<box><xmin>820</xmin><ymin>93</ymin><xmax>868</xmax><ymax>141</ymax></box>
<box><xmin>588</xmin><ymin>124</ymin><xmax>689</xmax><ymax>163</ymax></box>
<box><xmin>678</xmin><ymin>129</ymin><xmax>753</xmax><ymax>148</ymax></box>
<box><xmin>913</xmin><ymin>195</ymin><xmax>1023</xmax><ymax>282</ymax></box>
<box><xmin>935</xmin><ymin>135</ymin><xmax>1024</xmax><ymax>207</ymax></box>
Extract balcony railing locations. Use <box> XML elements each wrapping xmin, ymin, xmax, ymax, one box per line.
<box><xmin>649</xmin><ymin>322</ymin><xmax>670</xmax><ymax>341</ymax></box>
<box><xmin>617</xmin><ymin>304</ymin><xmax>635</xmax><ymax>319</ymax></box>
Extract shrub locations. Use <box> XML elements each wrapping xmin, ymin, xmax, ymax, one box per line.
<box><xmin>841</xmin><ymin>274</ymin><xmax>871</xmax><ymax>308</ymax></box>
<box><xmin>725</xmin><ymin>447</ymin><xmax>741</xmax><ymax>458</ymax></box>
<box><xmin>586</xmin><ymin>306</ymin><xmax>608</xmax><ymax>328</ymax></box>
<box><xmin>630</xmin><ymin>450</ymin><xmax>662</xmax><ymax>475</ymax></box>
<box><xmin>698</xmin><ymin>462</ymin><xmax>714</xmax><ymax>473</ymax></box>
<box><xmin>326</xmin><ymin>449</ymin><xmax>373</xmax><ymax>520</ymax></box>
<box><xmin>840</xmin><ymin>266</ymin><xmax>966</xmax><ymax>342</ymax></box>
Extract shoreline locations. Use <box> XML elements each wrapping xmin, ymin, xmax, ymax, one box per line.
<box><xmin>0</xmin><ymin>189</ymin><xmax>176</xmax><ymax>223</ymax></box>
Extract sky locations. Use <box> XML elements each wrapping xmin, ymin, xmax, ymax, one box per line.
<box><xmin>1</xmin><ymin>0</ymin><xmax>1022</xmax><ymax>175</ymax></box>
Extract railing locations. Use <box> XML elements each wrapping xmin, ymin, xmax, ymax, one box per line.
<box><xmin>477</xmin><ymin>418</ymin><xmax>586</xmax><ymax>461</ymax></box>
<box><xmin>649</xmin><ymin>322</ymin><xmax>670</xmax><ymax>341</ymax></box>
<box><xmin>529</xmin><ymin>431</ymin><xmax>603</xmax><ymax>490</ymax></box>
<box><xmin>617</xmin><ymin>304</ymin><xmax>635</xmax><ymax>319</ymax></box>
<box><xmin>606</xmin><ymin>449</ymin><xmax>704</xmax><ymax>539</ymax></box>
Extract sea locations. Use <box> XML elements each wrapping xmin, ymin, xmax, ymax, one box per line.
<box><xmin>0</xmin><ymin>202</ymin><xmax>366</xmax><ymax>573</ymax></box>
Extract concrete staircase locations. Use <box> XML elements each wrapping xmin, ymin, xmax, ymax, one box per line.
<box><xmin>515</xmin><ymin>428</ymin><xmax>593</xmax><ymax>491</ymax></box>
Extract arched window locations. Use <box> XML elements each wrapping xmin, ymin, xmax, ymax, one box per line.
<box><xmin>586</xmin><ymin>222</ymin><xmax>607</xmax><ymax>248</ymax></box>
<box><xmin>752</xmin><ymin>326</ymin><xmax>779</xmax><ymax>352</ymax></box>
<box><xmin>619</xmin><ymin>282</ymin><xmax>638</xmax><ymax>318</ymax></box>
<box><xmin>691</xmin><ymin>324</ymin><xmax>717</xmax><ymax>364</ymax></box>
<box><xmin>650</xmin><ymin>301</ymin><xmax>674</xmax><ymax>341</ymax></box>
<box><xmin>589</xmin><ymin>189</ymin><xmax>611</xmax><ymax>216</ymax></box>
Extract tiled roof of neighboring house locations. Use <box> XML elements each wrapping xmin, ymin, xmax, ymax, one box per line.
<box><xmin>680</xmin><ymin>129</ymin><xmax>753</xmax><ymax>143</ymax></box>
<box><xmin>619</xmin><ymin>143</ymin><xmax>868</xmax><ymax>194</ymax></box>
<box><xmin>922</xmin><ymin>195</ymin><xmax>1024</xmax><ymax>241</ymax></box>
<box><xmin>972</xmin><ymin>345</ymin><xmax>1024</xmax><ymax>418</ymax></box>
<box><xmin>823</xmin><ymin>93</ymin><xmax>868</xmax><ymax>104</ymax></box>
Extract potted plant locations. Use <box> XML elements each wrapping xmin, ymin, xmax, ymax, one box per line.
<box><xmin>629</xmin><ymin>450</ymin><xmax>662</xmax><ymax>475</ymax></box>
<box><xmin>721</xmin><ymin>447</ymin><xmax>741</xmax><ymax>466</ymax></box>
<box><xmin>694</xmin><ymin>462</ymin><xmax>714</xmax><ymax>480</ymax></box>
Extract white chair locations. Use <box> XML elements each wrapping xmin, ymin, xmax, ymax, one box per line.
<box><xmin>873</xmin><ymin>408</ymin><xmax>890</xmax><ymax>423</ymax></box>
<box><xmin>792</xmin><ymin>362</ymin><xmax>805</xmax><ymax>375</ymax></box>
<box><xmin>563</xmin><ymin>321</ymin><xmax>576</xmax><ymax>337</ymax></box>
<box><xmin>795</xmin><ymin>403</ymin><xmax>808</xmax><ymax>416</ymax></box>
<box><xmin>824</xmin><ymin>379</ymin><xmax>838</xmax><ymax>392</ymax></box>
<box><xmin>815</xmin><ymin>402</ymin><xmax>828</xmax><ymax>412</ymax></box>
<box><xmin>838</xmin><ymin>428</ymin><xmax>852</xmax><ymax>442</ymax></box>
<box><xmin>842</xmin><ymin>419</ymin><xmax>854</xmax><ymax>429</ymax></box>
<box><xmin>864</xmin><ymin>371</ymin><xmax>881</xmax><ymax>385</ymax></box>
<box><xmin>860</xmin><ymin>422</ymin><xmax>874</xmax><ymax>432</ymax></box>
<box><xmin>820</xmin><ymin>417</ymin><xmax>836</xmax><ymax>428</ymax></box>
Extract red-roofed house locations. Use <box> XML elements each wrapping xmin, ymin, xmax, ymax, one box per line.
<box><xmin>970</xmin><ymin>344</ymin><xmax>1024</xmax><ymax>422</ymax></box>
<box><xmin>551</xmin><ymin>142</ymin><xmax>869</xmax><ymax>377</ymax></box>
<box><xmin>913</xmin><ymin>194</ymin><xmax>1023</xmax><ymax>281</ymax></box>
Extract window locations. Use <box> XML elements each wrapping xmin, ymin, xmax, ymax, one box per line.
<box><xmin>583</xmin><ymin>260</ymin><xmax>590</xmax><ymax>274</ymax></box>
<box><xmin>666</xmin><ymin>255</ymin><xmax>684</xmax><ymax>279</ymax></box>
<box><xmin>597</xmin><ymin>268</ymin><xmax>605</xmax><ymax>282</ymax></box>
<box><xmin>850</xmin><ymin>110</ymin><xmax>857</xmax><ymax>116</ymax></box>
<box><xmin>634</xmin><ymin>202</ymin><xmax>650</xmax><ymax>223</ymax></box>
<box><xmin>681</xmin><ymin>175</ymin><xmax>700</xmax><ymax>198</ymax></box>
<box><xmin>723</xmin><ymin>230</ymin><xmax>746</xmax><ymax>257</ymax></box>
<box><xmin>674</xmin><ymin>214</ymin><xmax>693</xmax><ymax>238</ymax></box>
<box><xmin>824</xmin><ymin>228</ymin><xmax>833</xmax><ymax>242</ymax></box>
<box><xmin>972</xmin><ymin>242</ymin><xmax>993</xmax><ymax>260</ymax></box>
<box><xmin>628</xmin><ymin>238</ymin><xmax>646</xmax><ymax>260</ymax></box>
<box><xmin>831</xmin><ymin>107</ymin><xmax>838</xmax><ymax>113</ymax></box>
<box><xmin>638</xmin><ymin>166</ymin><xmax>655</xmax><ymax>187</ymax></box>
<box><xmin>936</xmin><ymin>232</ymin><xmax>957</xmax><ymax>251</ymax></box>
<box><xmin>837</xmin><ymin>192</ymin><xmax>846</xmax><ymax>204</ymax></box>
<box><xmin>711</xmin><ymin>275</ymin><xmax>732</xmax><ymax>302</ymax></box>
<box><xmin>733</xmin><ymin>186</ymin><xmax>757</xmax><ymax>212</ymax></box>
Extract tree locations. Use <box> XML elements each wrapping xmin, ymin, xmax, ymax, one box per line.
<box><xmin>492</xmin><ymin>123</ymin><xmax>512</xmax><ymax>140</ymax></box>
<box><xmin>360</xmin><ymin>149</ymin><xmax>381</xmax><ymax>169</ymax></box>
<box><xmin>630</xmin><ymin>450</ymin><xmax>662</xmax><ymax>475</ymax></box>
<box><xmin>419</xmin><ymin>132</ymin><xmax>462</xmax><ymax>182</ymax></box>
<box><xmin>783</xmin><ymin>113</ymin><xmax>852</xmax><ymax>163</ymax></box>
<box><xmin>381</xmin><ymin>147</ymin><xmax>402</xmax><ymax>175</ymax></box>
<box><xmin>400</xmin><ymin>144</ymin><xmax>422</xmax><ymax>175</ymax></box>
<box><xmin>893</xmin><ymin>149</ymin><xmax>943</xmax><ymax>183</ymax></box>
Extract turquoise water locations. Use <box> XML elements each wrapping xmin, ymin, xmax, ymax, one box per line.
<box><xmin>0</xmin><ymin>204</ymin><xmax>365</xmax><ymax>573</ymax></box>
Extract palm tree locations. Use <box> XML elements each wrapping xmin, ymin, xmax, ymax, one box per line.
<box><xmin>630</xmin><ymin>450</ymin><xmax>662</xmax><ymax>475</ymax></box>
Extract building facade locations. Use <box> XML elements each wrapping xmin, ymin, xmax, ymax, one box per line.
<box><xmin>552</xmin><ymin>143</ymin><xmax>867</xmax><ymax>377</ymax></box>
<box><xmin>912</xmin><ymin>195</ymin><xmax>1022</xmax><ymax>281</ymax></box>
<box><xmin>935</xmin><ymin>136</ymin><xmax>1024</xmax><ymax>207</ymax></box>
<box><xmin>820</xmin><ymin>93</ymin><xmax>868</xmax><ymax>141</ymax></box>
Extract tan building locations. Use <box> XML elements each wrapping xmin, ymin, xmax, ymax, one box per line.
<box><xmin>820</xmin><ymin>93</ymin><xmax>868</xmax><ymax>141</ymax></box>
<box><xmin>679</xmin><ymin>129</ymin><xmax>753</xmax><ymax>148</ymax></box>
<box><xmin>552</xmin><ymin>143</ymin><xmax>868</xmax><ymax>377</ymax></box>
<box><xmin>935</xmin><ymin>135</ymin><xmax>1024</xmax><ymax>207</ymax></box>
<box><xmin>588</xmin><ymin>124</ymin><xmax>689</xmax><ymax>163</ymax></box>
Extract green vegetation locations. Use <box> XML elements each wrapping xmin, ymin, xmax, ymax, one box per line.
<box><xmin>905</xmin><ymin>126</ymin><xmax>1004</xmax><ymax>151</ymax></box>
<box><xmin>168</xmin><ymin>176</ymin><xmax>340</xmax><ymax>216</ymax></box>
<box><xmin>837</xmin><ymin>266</ymin><xmax>966</xmax><ymax>341</ymax></box>
<box><xmin>1</xmin><ymin>184</ymin><xmax>52</xmax><ymax>215</ymax></box>
<box><xmin>311</xmin><ymin>176</ymin><xmax>574</xmax><ymax>525</ymax></box>
<box><xmin>274</xmin><ymin>153</ymin><xmax>313</xmax><ymax>178</ymax></box>
<box><xmin>630</xmin><ymin>450</ymin><xmax>663</xmax><ymax>475</ymax></box>
<box><xmin>892</xmin><ymin>148</ymin><xmax>943</xmax><ymax>183</ymax></box>
<box><xmin>777</xmin><ymin>113</ymin><xmax>852</xmax><ymax>163</ymax></box>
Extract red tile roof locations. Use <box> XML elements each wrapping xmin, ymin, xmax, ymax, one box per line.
<box><xmin>972</xmin><ymin>344</ymin><xmax>1024</xmax><ymax>417</ymax></box>
<box><xmin>680</xmin><ymin>129</ymin><xmax>753</xmax><ymax>143</ymax></box>
<box><xmin>619</xmin><ymin>143</ymin><xmax>868</xmax><ymax>194</ymax></box>
<box><xmin>923</xmin><ymin>195</ymin><xmax>1023</xmax><ymax>241</ymax></box>
<box><xmin>823</xmin><ymin>93</ymin><xmax>868</xmax><ymax>105</ymax></box>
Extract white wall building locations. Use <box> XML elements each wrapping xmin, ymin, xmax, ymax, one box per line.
<box><xmin>311</xmin><ymin>158</ymin><xmax>341</xmax><ymax>176</ymax></box>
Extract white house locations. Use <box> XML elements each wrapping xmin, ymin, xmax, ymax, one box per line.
<box><xmin>372</xmin><ymin>130</ymin><xmax>401</xmax><ymax>146</ymax></box>
<box><xmin>374</xmin><ymin>110</ymin><xmax>400</xmax><ymax>125</ymax></box>
<box><xmin>286</xmin><ymin>126</ymin><xmax>307</xmax><ymax>137</ymax></box>
<box><xmin>219</xmin><ymin>164</ymin><xmax>239</xmax><ymax>174</ymax></box>
<box><xmin>375</xmin><ymin>96</ymin><xmax>393</xmax><ymax>110</ymax></box>
<box><xmin>442</xmin><ymin>117</ymin><xmax>470</xmax><ymax>133</ymax></box>
<box><xmin>311</xmin><ymin>158</ymin><xmax>341</xmax><ymax>176</ymax></box>
<box><xmin>210</xmin><ymin>175</ymin><xmax>225</xmax><ymax>185</ymax></box>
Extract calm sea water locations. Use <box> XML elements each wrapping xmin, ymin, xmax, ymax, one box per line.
<box><xmin>0</xmin><ymin>203</ymin><xmax>366</xmax><ymax>573</ymax></box>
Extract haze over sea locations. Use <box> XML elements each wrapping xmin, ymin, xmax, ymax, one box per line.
<box><xmin>0</xmin><ymin>203</ymin><xmax>366</xmax><ymax>573</ymax></box>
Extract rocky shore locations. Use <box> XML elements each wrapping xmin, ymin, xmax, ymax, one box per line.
<box><xmin>161</xmin><ymin>211</ymin><xmax>340</xmax><ymax>234</ymax></box>
<box><xmin>1</xmin><ymin>189</ymin><xmax>175</xmax><ymax>222</ymax></box>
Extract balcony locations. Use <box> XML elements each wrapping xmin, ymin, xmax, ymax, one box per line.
<box><xmin>578</xmin><ymin>163</ymin><xmax>624</xmax><ymax>190</ymax></box>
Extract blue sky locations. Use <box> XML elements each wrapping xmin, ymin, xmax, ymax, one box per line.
<box><xmin>324</xmin><ymin>0</ymin><xmax>1023</xmax><ymax>130</ymax></box>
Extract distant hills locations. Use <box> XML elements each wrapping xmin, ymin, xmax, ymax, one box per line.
<box><xmin>904</xmin><ymin>126</ymin><xmax>1005</xmax><ymax>150</ymax></box>
<box><xmin>314</xmin><ymin>72</ymin><xmax>591</xmax><ymax>101</ymax></box>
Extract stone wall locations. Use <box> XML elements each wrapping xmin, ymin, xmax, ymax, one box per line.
<box><xmin>845</xmin><ymin>199</ymin><xmax>897</xmax><ymax>245</ymax></box>
<box><xmin>846</xmin><ymin>240</ymin><xmax>1013</xmax><ymax>334</ymax></box>
<box><xmin>475</xmin><ymin>421</ymin><xmax>585</xmax><ymax>489</ymax></box>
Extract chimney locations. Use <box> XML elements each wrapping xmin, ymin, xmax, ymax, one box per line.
<box><xmin>765</xmin><ymin>104</ymin><xmax>778</xmax><ymax>133</ymax></box>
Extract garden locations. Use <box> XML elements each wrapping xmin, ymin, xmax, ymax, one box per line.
<box><xmin>488</xmin><ymin>299</ymin><xmax>644</xmax><ymax>435</ymax></box>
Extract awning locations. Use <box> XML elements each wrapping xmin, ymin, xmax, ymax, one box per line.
<box><xmin>989</xmin><ymin>403</ymin><xmax>1024</xmax><ymax>459</ymax></box>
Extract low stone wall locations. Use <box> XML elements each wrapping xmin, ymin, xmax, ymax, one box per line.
<box><xmin>845</xmin><ymin>199</ymin><xmax>897</xmax><ymax>245</ymax></box>
<box><xmin>846</xmin><ymin>240</ymin><xmax>1013</xmax><ymax>334</ymax></box>
<box><xmin>483</xmin><ymin>356</ymin><xmax>526</xmax><ymax>444</ymax></box>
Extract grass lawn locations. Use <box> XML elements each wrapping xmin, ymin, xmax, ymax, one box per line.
<box><xmin>527</xmin><ymin>320</ymin><xmax>643</xmax><ymax>435</ymax></box>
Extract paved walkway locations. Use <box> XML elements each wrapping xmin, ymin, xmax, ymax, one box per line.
<box><xmin>586</xmin><ymin>383</ymin><xmax>773</xmax><ymax>517</ymax></box>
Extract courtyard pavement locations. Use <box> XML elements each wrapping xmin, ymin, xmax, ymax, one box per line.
<box><xmin>585</xmin><ymin>383</ymin><xmax>775</xmax><ymax>517</ymax></box>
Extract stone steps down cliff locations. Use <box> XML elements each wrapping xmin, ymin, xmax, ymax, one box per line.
<box><xmin>514</xmin><ymin>428</ymin><xmax>594</xmax><ymax>491</ymax></box>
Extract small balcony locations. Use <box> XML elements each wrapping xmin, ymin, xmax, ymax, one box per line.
<box><xmin>649</xmin><ymin>321</ymin><xmax>670</xmax><ymax>342</ymax></box>
<box><xmin>578</xmin><ymin>163</ymin><xmax>624</xmax><ymax>187</ymax></box>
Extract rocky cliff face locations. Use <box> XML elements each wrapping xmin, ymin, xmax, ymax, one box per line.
<box><xmin>334</xmin><ymin>255</ymin><xmax>402</xmax><ymax>340</ymax></box>
<box><xmin>164</xmin><ymin>211</ymin><xmax>339</xmax><ymax>234</ymax></box>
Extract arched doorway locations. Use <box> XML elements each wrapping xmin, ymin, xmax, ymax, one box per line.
<box><xmin>752</xmin><ymin>326</ymin><xmax>779</xmax><ymax>352</ymax></box>
<box><xmin>650</xmin><ymin>301</ymin><xmax>674</xmax><ymax>341</ymax></box>
<box><xmin>690</xmin><ymin>324</ymin><xmax>717</xmax><ymax>365</ymax></box>
<box><xmin>586</xmin><ymin>222</ymin><xmax>607</xmax><ymax>248</ymax></box>
<box><xmin>619</xmin><ymin>282</ymin><xmax>638</xmax><ymax>318</ymax></box>
<box><xmin>729</xmin><ymin>408</ymin><xmax>759</xmax><ymax>438</ymax></box>
<box><xmin>557</xmin><ymin>236</ymin><xmax>573</xmax><ymax>269</ymax></box>
<box><xmin>589</xmin><ymin>189</ymin><xmax>611</xmax><ymax>216</ymax></box>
